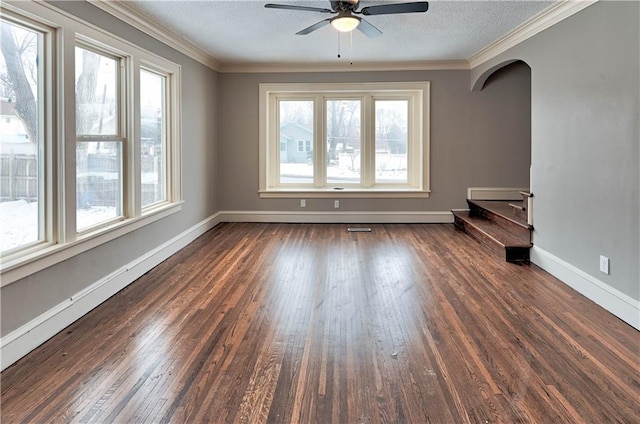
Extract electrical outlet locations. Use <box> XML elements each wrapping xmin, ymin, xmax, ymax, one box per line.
<box><xmin>334</xmin><ymin>200</ymin><xmax>340</xmax><ymax>209</ymax></box>
<box><xmin>599</xmin><ymin>255</ymin><xmax>610</xmax><ymax>275</ymax></box>
<box><xmin>300</xmin><ymin>199</ymin><xmax>306</xmax><ymax>208</ymax></box>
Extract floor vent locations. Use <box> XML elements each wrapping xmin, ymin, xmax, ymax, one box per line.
<box><xmin>347</xmin><ymin>227</ymin><xmax>372</xmax><ymax>232</ymax></box>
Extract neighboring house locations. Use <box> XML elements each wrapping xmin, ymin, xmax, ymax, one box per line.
<box><xmin>280</xmin><ymin>122</ymin><xmax>313</xmax><ymax>163</ymax></box>
<box><xmin>0</xmin><ymin>98</ymin><xmax>33</xmax><ymax>155</ymax></box>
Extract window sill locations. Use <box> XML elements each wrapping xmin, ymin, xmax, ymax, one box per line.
<box><xmin>259</xmin><ymin>189</ymin><xmax>430</xmax><ymax>199</ymax></box>
<box><xmin>0</xmin><ymin>202</ymin><xmax>183</xmax><ymax>287</ymax></box>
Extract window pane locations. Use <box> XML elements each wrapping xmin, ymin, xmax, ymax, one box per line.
<box><xmin>140</xmin><ymin>69</ymin><xmax>166</xmax><ymax>207</ymax></box>
<box><xmin>278</xmin><ymin>100</ymin><xmax>313</xmax><ymax>184</ymax></box>
<box><xmin>375</xmin><ymin>100</ymin><xmax>408</xmax><ymax>183</ymax></box>
<box><xmin>0</xmin><ymin>20</ymin><xmax>43</xmax><ymax>252</ymax></box>
<box><xmin>326</xmin><ymin>99</ymin><xmax>361</xmax><ymax>185</ymax></box>
<box><xmin>75</xmin><ymin>47</ymin><xmax>118</xmax><ymax>135</ymax></box>
<box><xmin>76</xmin><ymin>141</ymin><xmax>122</xmax><ymax>231</ymax></box>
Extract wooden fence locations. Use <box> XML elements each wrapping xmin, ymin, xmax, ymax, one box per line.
<box><xmin>0</xmin><ymin>153</ymin><xmax>38</xmax><ymax>201</ymax></box>
<box><xmin>1</xmin><ymin>153</ymin><xmax>163</xmax><ymax>206</ymax></box>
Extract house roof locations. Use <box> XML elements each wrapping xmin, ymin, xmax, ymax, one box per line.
<box><xmin>281</xmin><ymin>122</ymin><xmax>313</xmax><ymax>136</ymax></box>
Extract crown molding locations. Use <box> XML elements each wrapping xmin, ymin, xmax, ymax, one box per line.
<box><xmin>87</xmin><ymin>0</ymin><xmax>221</xmax><ymax>71</ymax></box>
<box><xmin>218</xmin><ymin>60</ymin><xmax>470</xmax><ymax>74</ymax></box>
<box><xmin>468</xmin><ymin>0</ymin><xmax>598</xmax><ymax>69</ymax></box>
<box><xmin>88</xmin><ymin>0</ymin><xmax>597</xmax><ymax>74</ymax></box>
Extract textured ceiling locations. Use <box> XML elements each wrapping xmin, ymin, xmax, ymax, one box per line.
<box><xmin>126</xmin><ymin>0</ymin><xmax>556</xmax><ymax>66</ymax></box>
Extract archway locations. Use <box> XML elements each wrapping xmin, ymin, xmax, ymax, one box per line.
<box><xmin>474</xmin><ymin>59</ymin><xmax>532</xmax><ymax>192</ymax></box>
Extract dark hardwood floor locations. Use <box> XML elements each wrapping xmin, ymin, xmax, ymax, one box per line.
<box><xmin>1</xmin><ymin>223</ymin><xmax>638</xmax><ymax>423</ymax></box>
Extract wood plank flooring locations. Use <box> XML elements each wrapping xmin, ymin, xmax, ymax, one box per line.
<box><xmin>1</xmin><ymin>223</ymin><xmax>639</xmax><ymax>423</ymax></box>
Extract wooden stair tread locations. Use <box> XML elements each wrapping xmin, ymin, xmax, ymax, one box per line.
<box><xmin>469</xmin><ymin>200</ymin><xmax>531</xmax><ymax>229</ymax></box>
<box><xmin>453</xmin><ymin>211</ymin><xmax>532</xmax><ymax>249</ymax></box>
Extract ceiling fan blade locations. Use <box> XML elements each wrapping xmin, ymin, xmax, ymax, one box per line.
<box><xmin>265</xmin><ymin>3</ymin><xmax>333</xmax><ymax>13</ymax></box>
<box><xmin>357</xmin><ymin>18</ymin><xmax>382</xmax><ymax>38</ymax></box>
<box><xmin>296</xmin><ymin>18</ymin><xmax>332</xmax><ymax>35</ymax></box>
<box><xmin>359</xmin><ymin>2</ymin><xmax>429</xmax><ymax>16</ymax></box>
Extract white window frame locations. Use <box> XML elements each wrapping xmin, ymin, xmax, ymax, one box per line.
<box><xmin>259</xmin><ymin>82</ymin><xmax>430</xmax><ymax>198</ymax></box>
<box><xmin>138</xmin><ymin>60</ymin><xmax>181</xmax><ymax>213</ymax></box>
<box><xmin>74</xmin><ymin>39</ymin><xmax>128</xmax><ymax>234</ymax></box>
<box><xmin>0</xmin><ymin>1</ymin><xmax>182</xmax><ymax>287</ymax></box>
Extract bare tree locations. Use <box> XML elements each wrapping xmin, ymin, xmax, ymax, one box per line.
<box><xmin>1</xmin><ymin>23</ymin><xmax>38</xmax><ymax>142</ymax></box>
<box><xmin>75</xmin><ymin>49</ymin><xmax>101</xmax><ymax>134</ymax></box>
<box><xmin>375</xmin><ymin>105</ymin><xmax>407</xmax><ymax>154</ymax></box>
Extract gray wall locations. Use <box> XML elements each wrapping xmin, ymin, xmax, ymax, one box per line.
<box><xmin>472</xmin><ymin>1</ymin><xmax>639</xmax><ymax>301</ymax></box>
<box><xmin>218</xmin><ymin>65</ymin><xmax>531</xmax><ymax>212</ymax></box>
<box><xmin>1</xmin><ymin>2</ymin><xmax>219</xmax><ymax>336</ymax></box>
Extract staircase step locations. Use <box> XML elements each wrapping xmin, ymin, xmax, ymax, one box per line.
<box><xmin>468</xmin><ymin>200</ymin><xmax>532</xmax><ymax>241</ymax></box>
<box><xmin>453</xmin><ymin>210</ymin><xmax>531</xmax><ymax>262</ymax></box>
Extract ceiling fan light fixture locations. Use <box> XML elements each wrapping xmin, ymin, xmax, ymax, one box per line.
<box><xmin>331</xmin><ymin>16</ymin><xmax>360</xmax><ymax>32</ymax></box>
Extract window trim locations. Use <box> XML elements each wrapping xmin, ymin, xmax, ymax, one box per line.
<box><xmin>0</xmin><ymin>1</ymin><xmax>183</xmax><ymax>287</ymax></box>
<box><xmin>259</xmin><ymin>82</ymin><xmax>430</xmax><ymax>198</ymax></box>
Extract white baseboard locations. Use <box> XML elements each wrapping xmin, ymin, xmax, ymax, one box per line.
<box><xmin>531</xmin><ymin>246</ymin><xmax>640</xmax><ymax>330</ymax></box>
<box><xmin>0</xmin><ymin>213</ymin><xmax>222</xmax><ymax>371</ymax></box>
<box><xmin>218</xmin><ymin>210</ymin><xmax>454</xmax><ymax>224</ymax></box>
<box><xmin>467</xmin><ymin>187</ymin><xmax>529</xmax><ymax>201</ymax></box>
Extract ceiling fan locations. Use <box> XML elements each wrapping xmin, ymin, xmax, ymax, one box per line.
<box><xmin>264</xmin><ymin>0</ymin><xmax>429</xmax><ymax>38</ymax></box>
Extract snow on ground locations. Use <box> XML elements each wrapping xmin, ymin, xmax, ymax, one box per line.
<box><xmin>281</xmin><ymin>162</ymin><xmax>407</xmax><ymax>183</ymax></box>
<box><xmin>1</xmin><ymin>199</ymin><xmax>116</xmax><ymax>252</ymax></box>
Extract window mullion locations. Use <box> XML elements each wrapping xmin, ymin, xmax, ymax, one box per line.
<box><xmin>315</xmin><ymin>95</ymin><xmax>325</xmax><ymax>188</ymax></box>
<box><xmin>269</xmin><ymin>95</ymin><xmax>278</xmax><ymax>189</ymax></box>
<box><xmin>409</xmin><ymin>94</ymin><xmax>422</xmax><ymax>188</ymax></box>
<box><xmin>408</xmin><ymin>96</ymin><xmax>418</xmax><ymax>187</ymax></box>
<box><xmin>40</xmin><ymin>24</ymin><xmax>52</xmax><ymax>247</ymax></box>
<box><xmin>362</xmin><ymin>95</ymin><xmax>374</xmax><ymax>188</ymax></box>
<box><xmin>166</xmin><ymin>71</ymin><xmax>177</xmax><ymax>202</ymax></box>
<box><xmin>62</xmin><ymin>30</ymin><xmax>77</xmax><ymax>243</ymax></box>
<box><xmin>129</xmin><ymin>57</ymin><xmax>141</xmax><ymax>217</ymax></box>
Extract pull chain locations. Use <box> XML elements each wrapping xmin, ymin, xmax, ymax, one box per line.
<box><xmin>350</xmin><ymin>31</ymin><xmax>353</xmax><ymax>65</ymax></box>
<box><xmin>337</xmin><ymin>31</ymin><xmax>341</xmax><ymax>58</ymax></box>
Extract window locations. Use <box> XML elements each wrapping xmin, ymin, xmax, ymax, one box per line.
<box><xmin>138</xmin><ymin>61</ymin><xmax>180</xmax><ymax>214</ymax></box>
<box><xmin>260</xmin><ymin>82</ymin><xmax>430</xmax><ymax>198</ymax></box>
<box><xmin>375</xmin><ymin>99</ymin><xmax>409</xmax><ymax>184</ymax></box>
<box><xmin>0</xmin><ymin>15</ymin><xmax>49</xmax><ymax>254</ymax></box>
<box><xmin>1</xmin><ymin>1</ymin><xmax>182</xmax><ymax>286</ymax></box>
<box><xmin>140</xmin><ymin>68</ymin><xmax>166</xmax><ymax>209</ymax></box>
<box><xmin>75</xmin><ymin>45</ymin><xmax>124</xmax><ymax>232</ymax></box>
<box><xmin>326</xmin><ymin>99</ymin><xmax>361</xmax><ymax>185</ymax></box>
<box><xmin>279</xmin><ymin>100</ymin><xmax>314</xmax><ymax>184</ymax></box>
<box><xmin>295</xmin><ymin>140</ymin><xmax>312</xmax><ymax>152</ymax></box>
